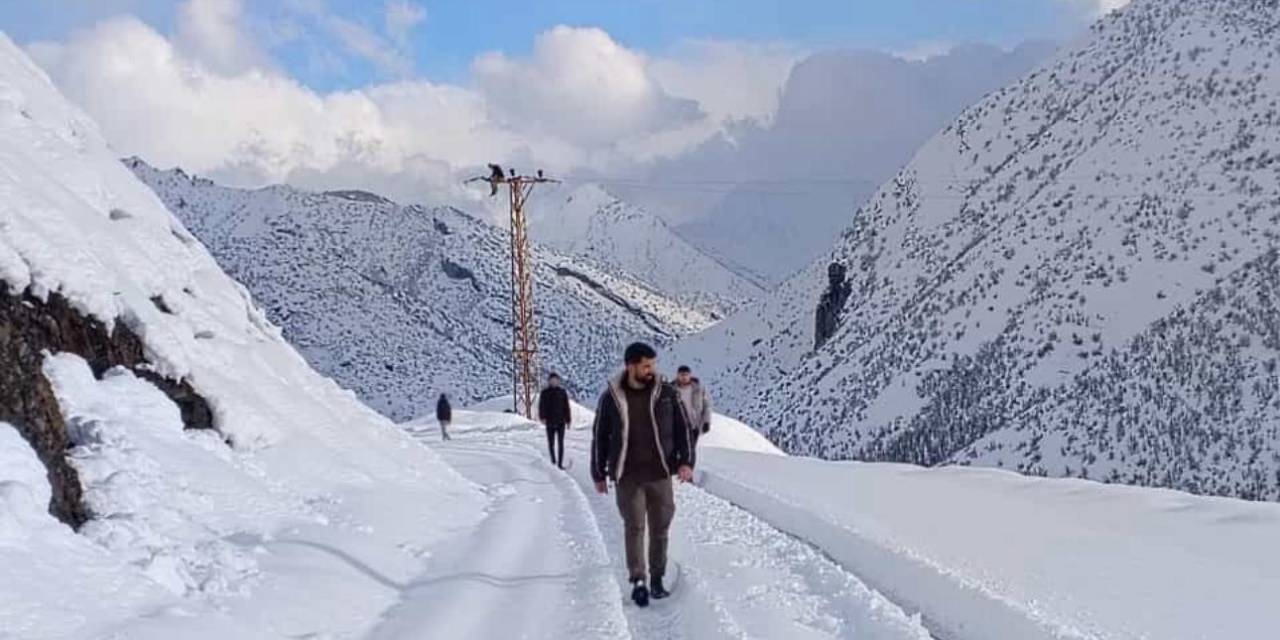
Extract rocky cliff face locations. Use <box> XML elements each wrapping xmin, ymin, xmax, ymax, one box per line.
<box><xmin>0</xmin><ymin>282</ymin><xmax>213</xmax><ymax>527</ymax></box>
<box><xmin>814</xmin><ymin>262</ymin><xmax>852</xmax><ymax>350</ymax></box>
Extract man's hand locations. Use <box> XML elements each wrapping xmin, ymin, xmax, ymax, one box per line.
<box><xmin>677</xmin><ymin>465</ymin><xmax>694</xmax><ymax>483</ymax></box>
<box><xmin>595</xmin><ymin>481</ymin><xmax>609</xmax><ymax>495</ymax></box>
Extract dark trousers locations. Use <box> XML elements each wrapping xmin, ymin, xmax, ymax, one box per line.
<box><xmin>615</xmin><ymin>476</ymin><xmax>675</xmax><ymax>581</ymax></box>
<box><xmin>545</xmin><ymin>423</ymin><xmax>565</xmax><ymax>467</ymax></box>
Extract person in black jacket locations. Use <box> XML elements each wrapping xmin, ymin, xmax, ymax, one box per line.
<box><xmin>590</xmin><ymin>342</ymin><xmax>694</xmax><ymax>607</ymax></box>
<box><xmin>538</xmin><ymin>373</ymin><xmax>572</xmax><ymax>469</ymax></box>
<box><xmin>436</xmin><ymin>393</ymin><xmax>452</xmax><ymax>441</ymax></box>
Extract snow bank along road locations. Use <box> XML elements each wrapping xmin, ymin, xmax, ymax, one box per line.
<box><xmin>697</xmin><ymin>449</ymin><xmax>1280</xmax><ymax>640</ymax></box>
<box><xmin>404</xmin><ymin>411</ymin><xmax>932</xmax><ymax>640</ymax></box>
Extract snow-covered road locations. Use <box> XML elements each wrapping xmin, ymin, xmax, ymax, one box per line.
<box><xmin>368</xmin><ymin>438</ymin><xmax>628</xmax><ymax>639</ymax></box>
<box><xmin>404</xmin><ymin>412</ymin><xmax>932</xmax><ymax>640</ymax></box>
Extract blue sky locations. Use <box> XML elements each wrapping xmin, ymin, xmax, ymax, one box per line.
<box><xmin>3</xmin><ymin>0</ymin><xmax>1100</xmax><ymax>91</ymax></box>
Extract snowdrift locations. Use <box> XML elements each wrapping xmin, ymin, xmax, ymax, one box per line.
<box><xmin>0</xmin><ymin>33</ymin><xmax>482</xmax><ymax>639</ymax></box>
<box><xmin>699</xmin><ymin>413</ymin><xmax>785</xmax><ymax>456</ymax></box>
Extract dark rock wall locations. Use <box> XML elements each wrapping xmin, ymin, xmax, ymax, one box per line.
<box><xmin>814</xmin><ymin>262</ymin><xmax>852</xmax><ymax>350</ymax></box>
<box><xmin>0</xmin><ymin>281</ymin><xmax>214</xmax><ymax>528</ymax></box>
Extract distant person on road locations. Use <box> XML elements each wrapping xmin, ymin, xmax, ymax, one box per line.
<box><xmin>436</xmin><ymin>393</ymin><xmax>452</xmax><ymax>441</ymax></box>
<box><xmin>675</xmin><ymin>365</ymin><xmax>712</xmax><ymax>447</ymax></box>
<box><xmin>591</xmin><ymin>342</ymin><xmax>695</xmax><ymax>608</ymax></box>
<box><xmin>538</xmin><ymin>373</ymin><xmax>572</xmax><ymax>469</ymax></box>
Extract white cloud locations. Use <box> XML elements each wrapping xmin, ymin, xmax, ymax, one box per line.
<box><xmin>631</xmin><ymin>43</ymin><xmax>1057</xmax><ymax>230</ymax></box>
<box><xmin>893</xmin><ymin>40</ymin><xmax>956</xmax><ymax>62</ymax></box>
<box><xmin>26</xmin><ymin>13</ymin><xmax>801</xmax><ymax>211</ymax></box>
<box><xmin>175</xmin><ymin>0</ymin><xmax>271</xmax><ymax>74</ymax></box>
<box><xmin>649</xmin><ymin>40</ymin><xmax>800</xmax><ymax>127</ymax></box>
<box><xmin>472</xmin><ymin>26</ymin><xmax>703</xmax><ymax>147</ymax></box>
<box><xmin>324</xmin><ymin>13</ymin><xmax>413</xmax><ymax>77</ymax></box>
<box><xmin>384</xmin><ymin>1</ymin><xmax>426</xmax><ymax>48</ymax></box>
<box><xmin>283</xmin><ymin>0</ymin><xmax>416</xmax><ymax>78</ymax></box>
<box><xmin>31</xmin><ymin>17</ymin><xmax>444</xmax><ymax>196</ymax></box>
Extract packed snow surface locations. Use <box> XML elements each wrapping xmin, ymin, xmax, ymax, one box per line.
<box><xmin>405</xmin><ymin>407</ymin><xmax>933</xmax><ymax>640</ymax></box>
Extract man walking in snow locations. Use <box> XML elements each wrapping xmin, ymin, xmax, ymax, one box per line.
<box><xmin>591</xmin><ymin>342</ymin><xmax>695</xmax><ymax>608</ymax></box>
<box><xmin>675</xmin><ymin>365</ymin><xmax>712</xmax><ymax>447</ymax></box>
<box><xmin>538</xmin><ymin>373</ymin><xmax>572</xmax><ymax>469</ymax></box>
<box><xmin>436</xmin><ymin>393</ymin><xmax>452</xmax><ymax>441</ymax></box>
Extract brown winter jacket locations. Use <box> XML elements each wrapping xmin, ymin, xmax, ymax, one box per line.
<box><xmin>590</xmin><ymin>372</ymin><xmax>695</xmax><ymax>483</ymax></box>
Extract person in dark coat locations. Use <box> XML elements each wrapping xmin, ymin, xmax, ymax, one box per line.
<box><xmin>436</xmin><ymin>393</ymin><xmax>452</xmax><ymax>441</ymax></box>
<box><xmin>590</xmin><ymin>342</ymin><xmax>694</xmax><ymax>607</ymax></box>
<box><xmin>538</xmin><ymin>373</ymin><xmax>572</xmax><ymax>469</ymax></box>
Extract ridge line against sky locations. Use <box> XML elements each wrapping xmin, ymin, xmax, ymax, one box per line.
<box><xmin>0</xmin><ymin>0</ymin><xmax>1128</xmax><ymax>214</ymax></box>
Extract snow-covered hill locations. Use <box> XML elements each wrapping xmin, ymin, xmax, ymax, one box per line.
<box><xmin>531</xmin><ymin>183</ymin><xmax>763</xmax><ymax>315</ymax></box>
<box><xmin>129</xmin><ymin>162</ymin><xmax>716</xmax><ymax>421</ymax></box>
<box><xmin>0</xmin><ymin>33</ymin><xmax>482</xmax><ymax>639</ymax></box>
<box><xmin>675</xmin><ymin>0</ymin><xmax>1280</xmax><ymax>500</ymax></box>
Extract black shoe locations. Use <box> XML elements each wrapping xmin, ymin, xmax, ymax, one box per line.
<box><xmin>650</xmin><ymin>576</ymin><xmax>670</xmax><ymax>600</ymax></box>
<box><xmin>630</xmin><ymin>579</ymin><xmax>650</xmax><ymax>607</ymax></box>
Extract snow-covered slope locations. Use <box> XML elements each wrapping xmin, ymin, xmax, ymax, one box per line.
<box><xmin>675</xmin><ymin>0</ymin><xmax>1280</xmax><ymax>500</ymax></box>
<box><xmin>130</xmin><ymin>162</ymin><xmax>716</xmax><ymax>421</ymax></box>
<box><xmin>531</xmin><ymin>183</ymin><xmax>763</xmax><ymax>314</ymax></box>
<box><xmin>0</xmin><ymin>34</ymin><xmax>482</xmax><ymax>639</ymax></box>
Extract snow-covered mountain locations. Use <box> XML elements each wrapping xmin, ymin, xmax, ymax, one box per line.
<box><xmin>129</xmin><ymin>162</ymin><xmax>715</xmax><ymax>421</ymax></box>
<box><xmin>531</xmin><ymin>183</ymin><xmax>764</xmax><ymax>314</ymax></box>
<box><xmin>675</xmin><ymin>0</ymin><xmax>1280</xmax><ymax>500</ymax></box>
<box><xmin>0</xmin><ymin>34</ymin><xmax>483</xmax><ymax>639</ymax></box>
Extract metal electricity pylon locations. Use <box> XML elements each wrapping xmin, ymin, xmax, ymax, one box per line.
<box><xmin>466</xmin><ymin>165</ymin><xmax>558</xmax><ymax>419</ymax></box>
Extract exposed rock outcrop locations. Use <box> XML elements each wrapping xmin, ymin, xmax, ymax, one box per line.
<box><xmin>440</xmin><ymin>259</ymin><xmax>481</xmax><ymax>292</ymax></box>
<box><xmin>814</xmin><ymin>262</ymin><xmax>851</xmax><ymax>350</ymax></box>
<box><xmin>0</xmin><ymin>281</ymin><xmax>214</xmax><ymax>527</ymax></box>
